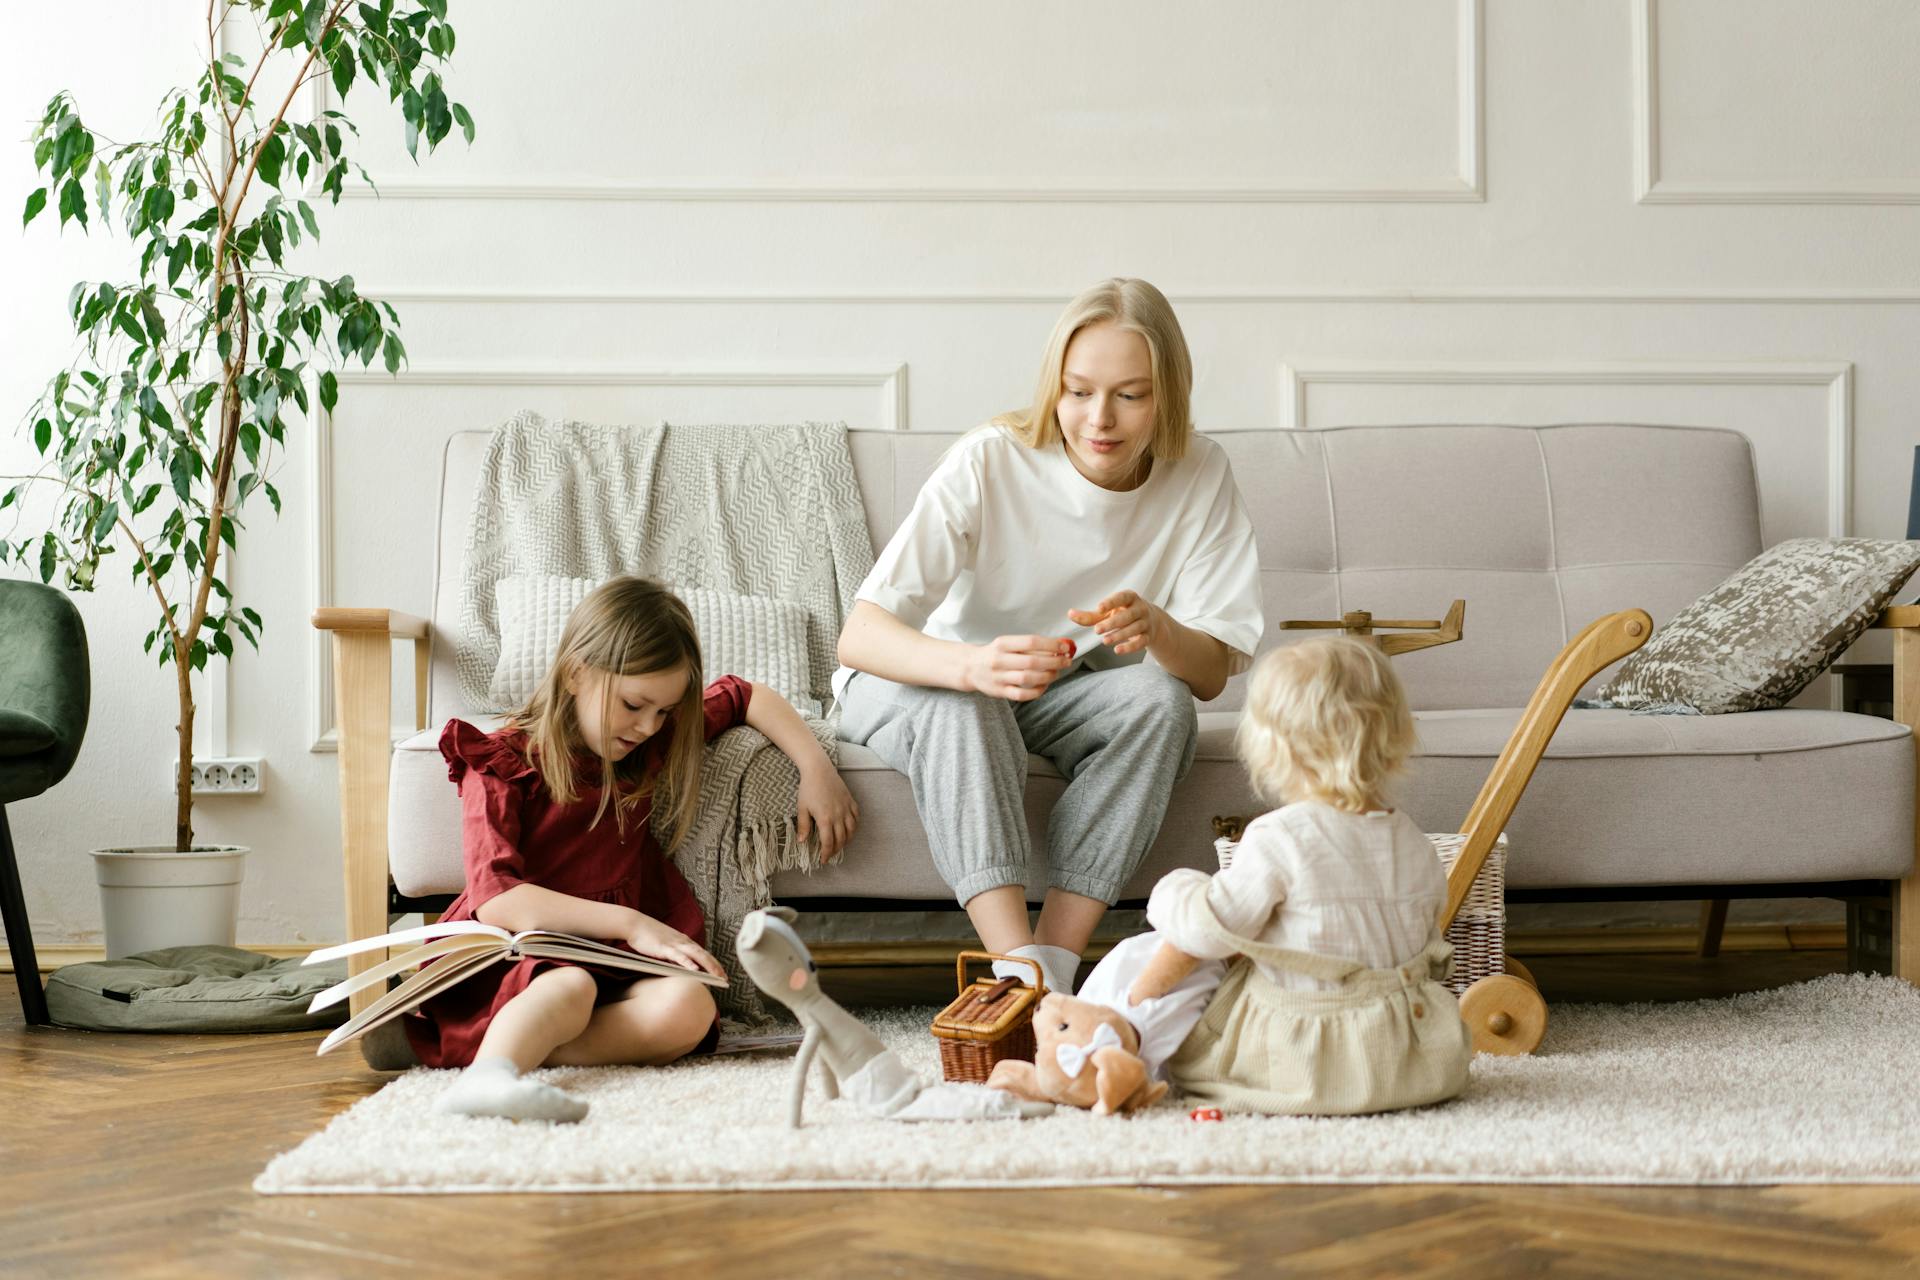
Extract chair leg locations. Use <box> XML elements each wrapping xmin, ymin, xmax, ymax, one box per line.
<box><xmin>0</xmin><ymin>807</ymin><xmax>49</xmax><ymax>1026</ymax></box>
<box><xmin>1698</xmin><ymin>898</ymin><xmax>1730</xmax><ymax>959</ymax></box>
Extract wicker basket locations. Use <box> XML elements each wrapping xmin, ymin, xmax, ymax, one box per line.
<box><xmin>930</xmin><ymin>951</ymin><xmax>1044</xmax><ymax>1083</ymax></box>
<box><xmin>1213</xmin><ymin>830</ymin><xmax>1508</xmax><ymax>996</ymax></box>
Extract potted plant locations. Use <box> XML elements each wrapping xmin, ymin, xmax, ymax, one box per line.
<box><xmin>5</xmin><ymin>0</ymin><xmax>472</xmax><ymax>956</ymax></box>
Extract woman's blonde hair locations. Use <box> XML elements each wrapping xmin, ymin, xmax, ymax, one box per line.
<box><xmin>994</xmin><ymin>277</ymin><xmax>1194</xmax><ymax>464</ymax></box>
<box><xmin>1235</xmin><ymin>637</ymin><xmax>1417</xmax><ymax>813</ymax></box>
<box><xmin>506</xmin><ymin>576</ymin><xmax>705</xmax><ymax>844</ymax></box>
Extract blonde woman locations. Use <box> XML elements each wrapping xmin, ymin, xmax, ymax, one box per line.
<box><xmin>834</xmin><ymin>278</ymin><xmax>1263</xmax><ymax>996</ymax></box>
<box><xmin>1074</xmin><ymin>637</ymin><xmax>1471</xmax><ymax>1115</ymax></box>
<box><xmin>401</xmin><ymin>577</ymin><xmax>855</xmax><ymax>1123</ymax></box>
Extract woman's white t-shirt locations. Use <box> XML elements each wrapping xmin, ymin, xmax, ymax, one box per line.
<box><xmin>833</xmin><ymin>425</ymin><xmax>1265</xmax><ymax>700</ymax></box>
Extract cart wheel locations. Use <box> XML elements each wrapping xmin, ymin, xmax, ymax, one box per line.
<box><xmin>1501</xmin><ymin>954</ymin><xmax>1537</xmax><ymax>988</ymax></box>
<box><xmin>1459</xmin><ymin>974</ymin><xmax>1547</xmax><ymax>1056</ymax></box>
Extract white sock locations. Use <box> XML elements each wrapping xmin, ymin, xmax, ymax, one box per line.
<box><xmin>434</xmin><ymin>1056</ymin><xmax>589</xmax><ymax>1124</ymax></box>
<box><xmin>992</xmin><ymin>944</ymin><xmax>1081</xmax><ymax>996</ymax></box>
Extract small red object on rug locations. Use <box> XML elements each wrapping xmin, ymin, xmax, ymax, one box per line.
<box><xmin>1189</xmin><ymin>1107</ymin><xmax>1223</xmax><ymax>1122</ymax></box>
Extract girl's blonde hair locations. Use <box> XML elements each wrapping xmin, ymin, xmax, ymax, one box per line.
<box><xmin>1235</xmin><ymin>637</ymin><xmax>1417</xmax><ymax>812</ymax></box>
<box><xmin>506</xmin><ymin>576</ymin><xmax>705</xmax><ymax>844</ymax></box>
<box><xmin>994</xmin><ymin>277</ymin><xmax>1194</xmax><ymax>464</ymax></box>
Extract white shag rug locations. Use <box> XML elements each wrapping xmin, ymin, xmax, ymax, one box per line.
<box><xmin>255</xmin><ymin>975</ymin><xmax>1920</xmax><ymax>1193</ymax></box>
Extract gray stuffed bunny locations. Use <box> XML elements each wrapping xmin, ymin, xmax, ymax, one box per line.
<box><xmin>736</xmin><ymin>906</ymin><xmax>902</xmax><ymax>1127</ymax></box>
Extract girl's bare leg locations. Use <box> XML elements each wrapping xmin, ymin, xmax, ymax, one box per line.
<box><xmin>436</xmin><ymin>966</ymin><xmax>600</xmax><ymax>1123</ymax></box>
<box><xmin>544</xmin><ymin>974</ymin><xmax>717</xmax><ymax>1067</ymax></box>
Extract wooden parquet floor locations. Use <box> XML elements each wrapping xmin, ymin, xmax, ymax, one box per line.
<box><xmin>3</xmin><ymin>949</ymin><xmax>1918</xmax><ymax>1280</ymax></box>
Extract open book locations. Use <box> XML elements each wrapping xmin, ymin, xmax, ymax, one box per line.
<box><xmin>303</xmin><ymin>920</ymin><xmax>725</xmax><ymax>1057</ymax></box>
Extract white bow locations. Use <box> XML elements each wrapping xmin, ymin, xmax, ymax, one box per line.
<box><xmin>1053</xmin><ymin>1020</ymin><xmax>1125</xmax><ymax>1078</ymax></box>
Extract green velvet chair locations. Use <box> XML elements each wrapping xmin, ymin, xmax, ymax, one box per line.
<box><xmin>0</xmin><ymin>580</ymin><xmax>89</xmax><ymax>1025</ymax></box>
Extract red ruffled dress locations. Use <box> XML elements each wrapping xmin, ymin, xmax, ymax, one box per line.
<box><xmin>402</xmin><ymin>675</ymin><xmax>752</xmax><ymax>1068</ymax></box>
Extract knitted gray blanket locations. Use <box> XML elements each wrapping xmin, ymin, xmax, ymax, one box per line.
<box><xmin>455</xmin><ymin>412</ymin><xmax>874</xmax><ymax>1022</ymax></box>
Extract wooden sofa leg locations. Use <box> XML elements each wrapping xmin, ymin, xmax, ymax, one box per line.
<box><xmin>1896</xmin><ymin>625</ymin><xmax>1920</xmax><ymax>986</ymax></box>
<box><xmin>332</xmin><ymin>630</ymin><xmax>396</xmax><ymax>1016</ymax></box>
<box><xmin>1697</xmin><ymin>899</ymin><xmax>1730</xmax><ymax>959</ymax></box>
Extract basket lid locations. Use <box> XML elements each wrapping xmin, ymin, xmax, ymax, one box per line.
<box><xmin>932</xmin><ymin>976</ymin><xmax>1040</xmax><ymax>1038</ymax></box>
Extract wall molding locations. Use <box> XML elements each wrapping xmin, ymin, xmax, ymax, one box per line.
<box><xmin>1280</xmin><ymin>359</ymin><xmax>1854</xmax><ymax>537</ymax></box>
<box><xmin>361</xmin><ymin>287</ymin><xmax>1920</xmax><ymax>307</ymax></box>
<box><xmin>1633</xmin><ymin>0</ymin><xmax>1920</xmax><ymax>205</ymax></box>
<box><xmin>311</xmin><ymin>0</ymin><xmax>1484</xmax><ymax>205</ymax></box>
<box><xmin>306</xmin><ymin>363</ymin><xmax>908</xmax><ymax>752</ymax></box>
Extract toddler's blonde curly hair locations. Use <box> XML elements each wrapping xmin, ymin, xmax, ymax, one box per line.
<box><xmin>1236</xmin><ymin>636</ymin><xmax>1417</xmax><ymax>812</ymax></box>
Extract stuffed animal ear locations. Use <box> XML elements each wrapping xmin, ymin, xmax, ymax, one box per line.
<box><xmin>766</xmin><ymin>905</ymin><xmax>799</xmax><ymax>923</ymax></box>
<box><xmin>738</xmin><ymin>912</ymin><xmax>767</xmax><ymax>949</ymax></box>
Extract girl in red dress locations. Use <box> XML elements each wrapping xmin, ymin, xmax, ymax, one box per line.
<box><xmin>415</xmin><ymin>576</ymin><xmax>857</xmax><ymax>1123</ymax></box>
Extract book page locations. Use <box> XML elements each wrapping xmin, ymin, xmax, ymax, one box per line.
<box><xmin>316</xmin><ymin>947</ymin><xmax>502</xmax><ymax>1056</ymax></box>
<box><xmin>517</xmin><ymin>940</ymin><xmax>725</xmax><ymax>987</ymax></box>
<box><xmin>305</xmin><ymin>919</ymin><xmax>510</xmax><ymax>965</ymax></box>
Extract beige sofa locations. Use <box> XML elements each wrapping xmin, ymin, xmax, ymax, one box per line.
<box><xmin>317</xmin><ymin>423</ymin><xmax>1920</xmax><ymax>984</ymax></box>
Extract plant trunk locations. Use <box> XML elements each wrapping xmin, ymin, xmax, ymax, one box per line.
<box><xmin>175</xmin><ymin>644</ymin><xmax>194</xmax><ymax>852</ymax></box>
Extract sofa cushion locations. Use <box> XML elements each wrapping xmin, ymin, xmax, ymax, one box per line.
<box><xmin>487</xmin><ymin>575</ymin><xmax>818</xmax><ymax>715</ymax></box>
<box><xmin>388</xmin><ymin>707</ymin><xmax>1913</xmax><ymax>902</ymax></box>
<box><xmin>1598</xmin><ymin>538</ymin><xmax>1920</xmax><ymax>714</ymax></box>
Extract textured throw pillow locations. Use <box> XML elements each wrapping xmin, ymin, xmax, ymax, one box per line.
<box><xmin>489</xmin><ymin>575</ymin><xmax>818</xmax><ymax>715</ymax></box>
<box><xmin>1598</xmin><ymin>537</ymin><xmax>1920</xmax><ymax>714</ymax></box>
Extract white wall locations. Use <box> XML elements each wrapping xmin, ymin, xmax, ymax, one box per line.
<box><xmin>5</xmin><ymin>0</ymin><xmax>1919</xmax><ymax>949</ymax></box>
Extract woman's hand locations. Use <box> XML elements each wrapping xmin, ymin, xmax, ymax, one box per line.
<box><xmin>626</xmin><ymin>915</ymin><xmax>726</xmax><ymax>979</ymax></box>
<box><xmin>1069</xmin><ymin>590</ymin><xmax>1164</xmax><ymax>656</ymax></box>
<box><xmin>796</xmin><ymin>762</ymin><xmax>860</xmax><ymax>863</ymax></box>
<box><xmin>963</xmin><ymin>634</ymin><xmax>1075</xmax><ymax>702</ymax></box>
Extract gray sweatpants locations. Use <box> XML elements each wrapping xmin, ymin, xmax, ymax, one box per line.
<box><xmin>837</xmin><ymin>663</ymin><xmax>1200</xmax><ymax>904</ymax></box>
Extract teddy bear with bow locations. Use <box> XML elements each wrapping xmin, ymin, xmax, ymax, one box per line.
<box><xmin>986</xmin><ymin>990</ymin><xmax>1168</xmax><ymax>1116</ymax></box>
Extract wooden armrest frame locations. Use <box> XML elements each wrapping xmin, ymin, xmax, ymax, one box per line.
<box><xmin>312</xmin><ymin>607</ymin><xmax>431</xmax><ymax>1015</ymax></box>
<box><xmin>1873</xmin><ymin>604</ymin><xmax>1920</xmax><ymax>982</ymax></box>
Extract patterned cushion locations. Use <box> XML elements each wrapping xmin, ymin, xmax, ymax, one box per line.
<box><xmin>1598</xmin><ymin>538</ymin><xmax>1920</xmax><ymax>714</ymax></box>
<box><xmin>488</xmin><ymin>575</ymin><xmax>818</xmax><ymax>715</ymax></box>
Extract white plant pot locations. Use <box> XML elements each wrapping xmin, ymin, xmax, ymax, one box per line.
<box><xmin>90</xmin><ymin>846</ymin><xmax>249</xmax><ymax>960</ymax></box>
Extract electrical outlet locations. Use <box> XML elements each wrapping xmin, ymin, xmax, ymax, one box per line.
<box><xmin>185</xmin><ymin>756</ymin><xmax>264</xmax><ymax>795</ymax></box>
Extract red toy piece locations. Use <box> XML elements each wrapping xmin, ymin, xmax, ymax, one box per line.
<box><xmin>1189</xmin><ymin>1107</ymin><xmax>1223</xmax><ymax>1122</ymax></box>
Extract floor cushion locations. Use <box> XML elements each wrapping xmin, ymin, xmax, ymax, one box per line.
<box><xmin>45</xmin><ymin>945</ymin><xmax>348</xmax><ymax>1033</ymax></box>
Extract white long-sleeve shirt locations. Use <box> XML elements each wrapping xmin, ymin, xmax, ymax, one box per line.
<box><xmin>832</xmin><ymin>425</ymin><xmax>1264</xmax><ymax>700</ymax></box>
<box><xmin>1147</xmin><ymin>802</ymin><xmax>1447</xmax><ymax>993</ymax></box>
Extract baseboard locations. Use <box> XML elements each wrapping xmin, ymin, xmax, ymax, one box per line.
<box><xmin>1</xmin><ymin>925</ymin><xmax>1847</xmax><ymax>975</ymax></box>
<box><xmin>804</xmin><ymin>922</ymin><xmax>1850</xmax><ymax>968</ymax></box>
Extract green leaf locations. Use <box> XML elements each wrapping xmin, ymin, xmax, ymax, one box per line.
<box><xmin>381</xmin><ymin>331</ymin><xmax>402</xmax><ymax>373</ymax></box>
<box><xmin>38</xmin><ymin>533</ymin><xmax>56</xmax><ymax>584</ymax></box>
<box><xmin>114</xmin><ymin>307</ymin><xmax>146</xmax><ymax>347</ymax></box>
<box><xmin>33</xmin><ymin>417</ymin><xmax>51</xmax><ymax>453</ymax></box>
<box><xmin>451</xmin><ymin>102</ymin><xmax>474</xmax><ymax>144</ymax></box>
<box><xmin>92</xmin><ymin>501</ymin><xmax>118</xmax><ymax>543</ymax></box>
<box><xmin>297</xmin><ymin>199</ymin><xmax>320</xmax><ymax>238</ymax></box>
<box><xmin>257</xmin><ymin>133</ymin><xmax>286</xmax><ymax>188</ymax></box>
<box><xmin>142</xmin><ymin>186</ymin><xmax>174</xmax><ymax>227</ymax></box>
<box><xmin>263</xmin><ymin>482</ymin><xmax>281</xmax><ymax>515</ymax></box>
<box><xmin>139</xmin><ymin>294</ymin><xmax>167</xmax><ymax>343</ymax></box>
<box><xmin>169</xmin><ymin>448</ymin><xmax>194</xmax><ymax>502</ymax></box>
<box><xmin>318</xmin><ymin>369</ymin><xmax>338</xmax><ymax>412</ymax></box>
<box><xmin>23</xmin><ymin>186</ymin><xmax>46</xmax><ymax>226</ymax></box>
<box><xmin>238</xmin><ymin>420</ymin><xmax>261</xmax><ymax>466</ymax></box>
<box><xmin>331</xmin><ymin>48</ymin><xmax>356</xmax><ymax>98</ymax></box>
<box><xmin>131</xmin><ymin>483</ymin><xmax>162</xmax><ymax>515</ymax></box>
<box><xmin>167</xmin><ymin>237</ymin><xmax>192</xmax><ymax>285</ymax></box>
<box><xmin>212</xmin><ymin>629</ymin><xmax>233</xmax><ymax>659</ymax></box>
<box><xmin>58</xmin><ymin>177</ymin><xmax>86</xmax><ymax>229</ymax></box>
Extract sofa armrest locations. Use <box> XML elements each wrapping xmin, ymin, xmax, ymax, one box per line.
<box><xmin>312</xmin><ymin>606</ymin><xmax>432</xmax><ymax>1016</ymax></box>
<box><xmin>1877</xmin><ymin>605</ymin><xmax>1920</xmax><ymax>983</ymax></box>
